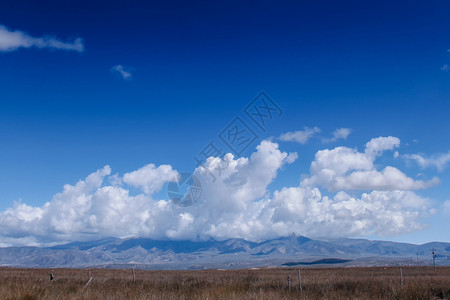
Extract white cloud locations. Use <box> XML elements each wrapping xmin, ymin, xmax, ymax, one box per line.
<box><xmin>285</xmin><ymin>152</ymin><xmax>299</xmax><ymax>164</ymax></box>
<box><xmin>0</xmin><ymin>142</ymin><xmax>295</xmax><ymax>245</ymax></box>
<box><xmin>0</xmin><ymin>139</ymin><xmax>439</xmax><ymax>246</ymax></box>
<box><xmin>302</xmin><ymin>136</ymin><xmax>438</xmax><ymax>191</ymax></box>
<box><xmin>364</xmin><ymin>136</ymin><xmax>400</xmax><ymax>159</ymax></box>
<box><xmin>322</xmin><ymin>128</ymin><xmax>352</xmax><ymax>143</ymax></box>
<box><xmin>111</xmin><ymin>65</ymin><xmax>133</xmax><ymax>80</ymax></box>
<box><xmin>441</xmin><ymin>64</ymin><xmax>449</xmax><ymax>72</ymax></box>
<box><xmin>0</xmin><ymin>25</ymin><xmax>84</xmax><ymax>52</ymax></box>
<box><xmin>267</xmin><ymin>188</ymin><xmax>428</xmax><ymax>238</ymax></box>
<box><xmin>279</xmin><ymin>127</ymin><xmax>320</xmax><ymax>144</ymax></box>
<box><xmin>123</xmin><ymin>164</ymin><xmax>178</xmax><ymax>194</ymax></box>
<box><xmin>394</xmin><ymin>151</ymin><xmax>399</xmax><ymax>158</ymax></box>
<box><xmin>402</xmin><ymin>152</ymin><xmax>450</xmax><ymax>172</ymax></box>
<box><xmin>324</xmin><ymin>166</ymin><xmax>439</xmax><ymax>191</ymax></box>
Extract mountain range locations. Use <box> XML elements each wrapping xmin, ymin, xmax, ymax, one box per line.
<box><xmin>0</xmin><ymin>236</ymin><xmax>449</xmax><ymax>269</ymax></box>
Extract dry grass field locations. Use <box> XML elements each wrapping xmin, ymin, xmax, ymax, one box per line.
<box><xmin>0</xmin><ymin>266</ymin><xmax>449</xmax><ymax>299</ymax></box>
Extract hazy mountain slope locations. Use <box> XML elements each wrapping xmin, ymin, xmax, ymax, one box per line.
<box><xmin>0</xmin><ymin>236</ymin><xmax>448</xmax><ymax>269</ymax></box>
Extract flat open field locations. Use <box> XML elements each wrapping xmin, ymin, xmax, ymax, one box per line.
<box><xmin>0</xmin><ymin>266</ymin><xmax>449</xmax><ymax>299</ymax></box>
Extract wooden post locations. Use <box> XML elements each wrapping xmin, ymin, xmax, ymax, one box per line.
<box><xmin>83</xmin><ymin>270</ymin><xmax>93</xmax><ymax>291</ymax></box>
<box><xmin>132</xmin><ymin>268</ymin><xmax>136</xmax><ymax>282</ymax></box>
<box><xmin>288</xmin><ymin>275</ymin><xmax>291</xmax><ymax>289</ymax></box>
<box><xmin>82</xmin><ymin>276</ymin><xmax>93</xmax><ymax>291</ymax></box>
<box><xmin>400</xmin><ymin>268</ymin><xmax>403</xmax><ymax>289</ymax></box>
<box><xmin>298</xmin><ymin>269</ymin><xmax>302</xmax><ymax>292</ymax></box>
<box><xmin>432</xmin><ymin>248</ymin><xmax>437</xmax><ymax>271</ymax></box>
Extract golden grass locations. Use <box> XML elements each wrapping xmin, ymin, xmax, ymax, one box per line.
<box><xmin>0</xmin><ymin>266</ymin><xmax>449</xmax><ymax>299</ymax></box>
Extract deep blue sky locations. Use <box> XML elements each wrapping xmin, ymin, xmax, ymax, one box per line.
<box><xmin>0</xmin><ymin>0</ymin><xmax>449</xmax><ymax>244</ymax></box>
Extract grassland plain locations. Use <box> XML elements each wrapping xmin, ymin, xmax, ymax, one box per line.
<box><xmin>0</xmin><ymin>266</ymin><xmax>449</xmax><ymax>299</ymax></box>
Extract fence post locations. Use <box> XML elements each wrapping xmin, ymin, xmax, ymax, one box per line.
<box><xmin>298</xmin><ymin>269</ymin><xmax>302</xmax><ymax>292</ymax></box>
<box><xmin>400</xmin><ymin>268</ymin><xmax>403</xmax><ymax>289</ymax></box>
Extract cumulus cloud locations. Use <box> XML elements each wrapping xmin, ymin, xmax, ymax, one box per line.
<box><xmin>0</xmin><ymin>25</ymin><xmax>84</xmax><ymax>52</ymax></box>
<box><xmin>0</xmin><ymin>138</ymin><xmax>439</xmax><ymax>246</ymax></box>
<box><xmin>267</xmin><ymin>188</ymin><xmax>428</xmax><ymax>238</ymax></box>
<box><xmin>123</xmin><ymin>164</ymin><xmax>178</xmax><ymax>194</ymax></box>
<box><xmin>111</xmin><ymin>65</ymin><xmax>133</xmax><ymax>80</ymax></box>
<box><xmin>364</xmin><ymin>136</ymin><xmax>400</xmax><ymax>159</ymax></box>
<box><xmin>279</xmin><ymin>127</ymin><xmax>320</xmax><ymax>144</ymax></box>
<box><xmin>402</xmin><ymin>152</ymin><xmax>450</xmax><ymax>172</ymax></box>
<box><xmin>302</xmin><ymin>136</ymin><xmax>439</xmax><ymax>191</ymax></box>
<box><xmin>322</xmin><ymin>128</ymin><xmax>352</xmax><ymax>143</ymax></box>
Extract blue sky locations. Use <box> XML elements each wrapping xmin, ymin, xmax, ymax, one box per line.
<box><xmin>0</xmin><ymin>0</ymin><xmax>449</xmax><ymax>246</ymax></box>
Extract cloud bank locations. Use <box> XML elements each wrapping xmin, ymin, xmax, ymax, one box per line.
<box><xmin>0</xmin><ymin>137</ymin><xmax>438</xmax><ymax>246</ymax></box>
<box><xmin>0</xmin><ymin>25</ymin><xmax>84</xmax><ymax>52</ymax></box>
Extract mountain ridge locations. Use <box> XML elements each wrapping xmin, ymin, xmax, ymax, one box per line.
<box><xmin>0</xmin><ymin>236</ymin><xmax>449</xmax><ymax>269</ymax></box>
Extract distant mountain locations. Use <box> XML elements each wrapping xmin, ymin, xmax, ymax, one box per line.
<box><xmin>0</xmin><ymin>236</ymin><xmax>449</xmax><ymax>269</ymax></box>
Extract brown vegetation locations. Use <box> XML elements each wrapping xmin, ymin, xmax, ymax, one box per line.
<box><xmin>0</xmin><ymin>266</ymin><xmax>449</xmax><ymax>299</ymax></box>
